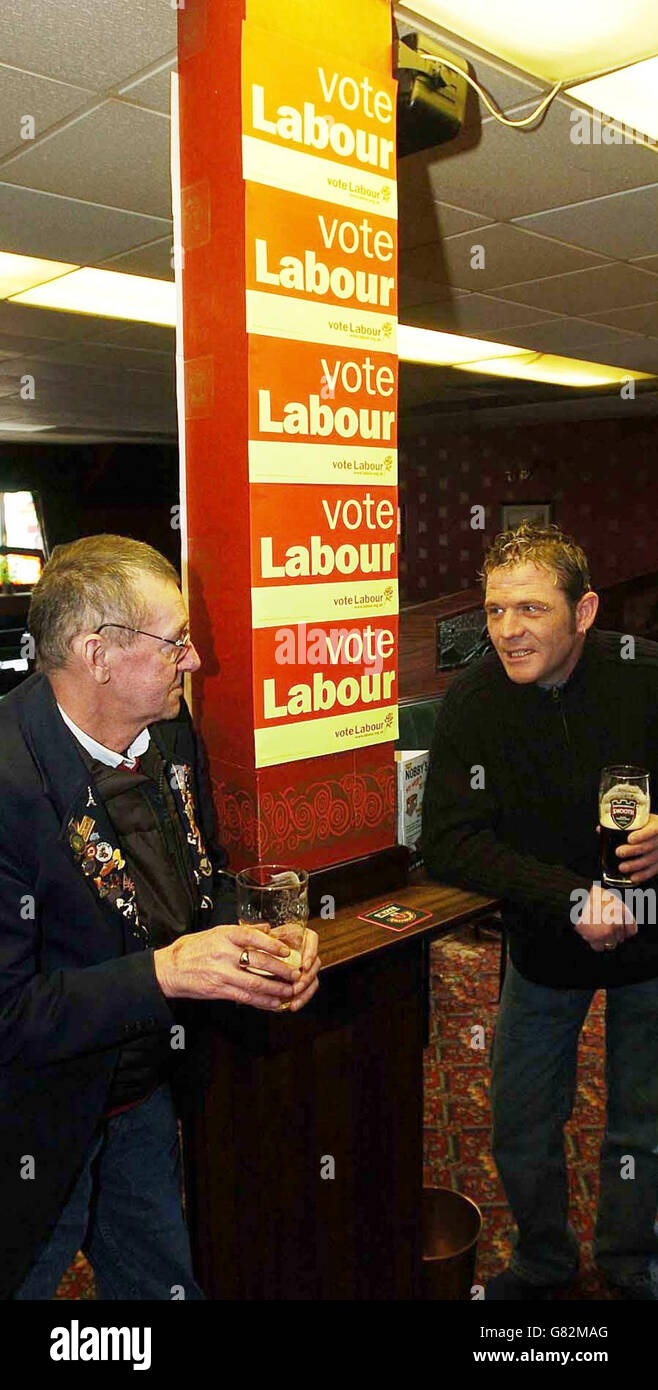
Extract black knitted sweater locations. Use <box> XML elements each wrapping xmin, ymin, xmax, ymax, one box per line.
<box><xmin>421</xmin><ymin>629</ymin><xmax>658</xmax><ymax>988</ymax></box>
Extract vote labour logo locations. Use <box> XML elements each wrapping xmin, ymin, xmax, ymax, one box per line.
<box><xmin>610</xmin><ymin>797</ymin><xmax>638</xmax><ymax>830</ymax></box>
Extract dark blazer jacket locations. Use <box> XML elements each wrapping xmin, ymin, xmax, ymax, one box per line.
<box><xmin>0</xmin><ymin>673</ymin><xmax>229</xmax><ymax>1298</ymax></box>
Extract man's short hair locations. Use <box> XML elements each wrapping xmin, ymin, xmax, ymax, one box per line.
<box><xmin>29</xmin><ymin>535</ymin><xmax>180</xmax><ymax>671</ymax></box>
<box><xmin>480</xmin><ymin>522</ymin><xmax>592</xmax><ymax>608</ymax></box>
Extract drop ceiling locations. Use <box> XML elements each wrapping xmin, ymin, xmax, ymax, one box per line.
<box><xmin>0</xmin><ymin>0</ymin><xmax>655</xmax><ymax>440</ymax></box>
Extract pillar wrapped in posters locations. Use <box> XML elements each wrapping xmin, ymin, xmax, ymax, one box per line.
<box><xmin>176</xmin><ymin>0</ymin><xmax>399</xmax><ymax>869</ymax></box>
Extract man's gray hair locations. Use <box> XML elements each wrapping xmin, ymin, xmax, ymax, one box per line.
<box><xmin>28</xmin><ymin>534</ymin><xmax>180</xmax><ymax>671</ymax></box>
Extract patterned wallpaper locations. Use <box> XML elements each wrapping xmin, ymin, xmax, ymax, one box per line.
<box><xmin>399</xmin><ymin>417</ymin><xmax>657</xmax><ymax>605</ymax></box>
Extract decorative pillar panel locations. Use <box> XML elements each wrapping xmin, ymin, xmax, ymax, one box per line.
<box><xmin>178</xmin><ymin>0</ymin><xmax>398</xmax><ymax>870</ymax></box>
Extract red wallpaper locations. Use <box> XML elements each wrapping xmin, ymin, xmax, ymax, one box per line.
<box><xmin>399</xmin><ymin>417</ymin><xmax>657</xmax><ymax>604</ymax></box>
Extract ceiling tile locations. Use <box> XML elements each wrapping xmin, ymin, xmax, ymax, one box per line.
<box><xmin>495</xmin><ymin>264</ymin><xmax>658</xmax><ymax>315</ymax></box>
<box><xmin>37</xmin><ymin>341</ymin><xmax>174</xmax><ymax>373</ymax></box>
<box><xmin>0</xmin><ymin>67</ymin><xmax>93</xmax><ymax>159</ymax></box>
<box><xmin>514</xmin><ymin>184</ymin><xmax>658</xmax><ymax>260</ymax></box>
<box><xmin>432</xmin><ymin>202</ymin><xmax>493</xmax><ymax>237</ymax></box>
<box><xmin>631</xmin><ymin>254</ymin><xmax>658</xmax><ymax>275</ymax></box>
<box><xmin>99</xmin><ymin>236</ymin><xmax>173</xmax><ymax>279</ymax></box>
<box><xmin>463</xmin><ymin>52</ymin><xmax>543</xmax><ymax>119</ymax></box>
<box><xmin>573</xmin><ymin>337</ymin><xmax>658</xmax><ymax>372</ymax></box>
<box><xmin>491</xmin><ymin>319</ymin><xmax>646</xmax><ymax>353</ymax></box>
<box><xmin>0</xmin><ymin>300</ymin><xmax>165</xmax><ymax>343</ymax></box>
<box><xmin>399</xmin><ymin>281</ymin><xmax>466</xmax><ymax>310</ymax></box>
<box><xmin>0</xmin><ymin>355</ymin><xmax>87</xmax><ymax>383</ymax></box>
<box><xmin>118</xmin><ymin>62</ymin><xmax>176</xmax><ymax>114</ymax></box>
<box><xmin>419</xmin><ymin>395</ymin><xmax>658</xmax><ymax>432</ymax></box>
<box><xmin>0</xmin><ymin>0</ymin><xmax>176</xmax><ymax>88</ymax></box>
<box><xmin>409</xmin><ymin>95</ymin><xmax>658</xmax><ymax>220</ymax></box>
<box><xmin>401</xmin><ymin>292</ymin><xmax>559</xmax><ymax>334</ymax></box>
<box><xmin>399</xmin><ymin>224</ymin><xmax>604</xmax><ymax>305</ymax></box>
<box><xmin>0</xmin><ymin>182</ymin><xmax>171</xmax><ymax>262</ymax></box>
<box><xmin>397</xmin><ymin>176</ymin><xmax>492</xmax><ymax>250</ymax></box>
<box><xmin>95</xmin><ymin>322</ymin><xmax>175</xmax><ymax>350</ymax></box>
<box><xmin>1</xmin><ymin>101</ymin><xmax>172</xmax><ymax>217</ymax></box>
<box><xmin>0</xmin><ymin>330</ymin><xmax>60</xmax><ymax>357</ymax></box>
<box><xmin>584</xmin><ymin>303</ymin><xmax>658</xmax><ymax>336</ymax></box>
<box><xmin>438</xmin><ymin>223</ymin><xmax>606</xmax><ymax>292</ymax></box>
<box><xmin>0</xmin><ymin>364</ymin><xmax>177</xmax><ymax>433</ymax></box>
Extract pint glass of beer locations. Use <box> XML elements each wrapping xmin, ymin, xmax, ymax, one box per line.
<box><xmin>235</xmin><ymin>865</ymin><xmax>309</xmax><ymax>975</ymax></box>
<box><xmin>598</xmin><ymin>765</ymin><xmax>650</xmax><ymax>888</ymax></box>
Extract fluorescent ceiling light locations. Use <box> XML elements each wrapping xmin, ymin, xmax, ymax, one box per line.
<box><xmin>0</xmin><ymin>422</ymin><xmax>55</xmax><ymax>432</ymax></box>
<box><xmin>566</xmin><ymin>57</ymin><xmax>658</xmax><ymax>144</ymax></box>
<box><xmin>0</xmin><ymin>251</ymin><xmax>77</xmax><ymax>299</ymax></box>
<box><xmin>12</xmin><ymin>266</ymin><xmax>176</xmax><ymax>327</ymax></box>
<box><xmin>397</xmin><ymin>1</ymin><xmax>658</xmax><ymax>83</ymax></box>
<box><xmin>398</xmin><ymin>323</ymin><xmax>524</xmax><ymax>365</ymax></box>
<box><xmin>453</xmin><ymin>353</ymin><xmax>652</xmax><ymax>388</ymax></box>
<box><xmin>398</xmin><ymin>323</ymin><xmax>653</xmax><ymax>387</ymax></box>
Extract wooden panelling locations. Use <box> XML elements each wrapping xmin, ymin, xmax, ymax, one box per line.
<box><xmin>398</xmin><ymin>588</ymin><xmax>482</xmax><ymax>701</ymax></box>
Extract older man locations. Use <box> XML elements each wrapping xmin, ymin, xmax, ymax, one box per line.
<box><xmin>422</xmin><ymin>523</ymin><xmax>658</xmax><ymax>1301</ymax></box>
<box><xmin>1</xmin><ymin>535</ymin><xmax>319</xmax><ymax>1300</ymax></box>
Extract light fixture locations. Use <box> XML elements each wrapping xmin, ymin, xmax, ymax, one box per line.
<box><xmin>396</xmin><ymin>1</ymin><xmax>658</xmax><ymax>83</ymax></box>
<box><xmin>12</xmin><ymin>266</ymin><xmax>176</xmax><ymax>327</ymax></box>
<box><xmin>566</xmin><ymin>57</ymin><xmax>658</xmax><ymax>145</ymax></box>
<box><xmin>0</xmin><ymin>251</ymin><xmax>77</xmax><ymax>299</ymax></box>
<box><xmin>452</xmin><ymin>352</ymin><xmax>652</xmax><ymax>388</ymax></box>
<box><xmin>398</xmin><ymin>323</ymin><xmax>653</xmax><ymax>387</ymax></box>
<box><xmin>398</xmin><ymin>323</ymin><xmax>524</xmax><ymax>365</ymax></box>
<box><xmin>0</xmin><ymin>422</ymin><xmax>55</xmax><ymax>433</ymax></box>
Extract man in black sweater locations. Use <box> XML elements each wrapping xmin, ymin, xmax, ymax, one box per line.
<box><xmin>421</xmin><ymin>523</ymin><xmax>658</xmax><ymax>1301</ymax></box>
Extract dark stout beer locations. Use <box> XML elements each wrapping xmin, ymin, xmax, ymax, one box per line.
<box><xmin>599</xmin><ymin>778</ymin><xmax>650</xmax><ymax>887</ymax></box>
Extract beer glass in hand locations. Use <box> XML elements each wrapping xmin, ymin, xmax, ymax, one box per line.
<box><xmin>236</xmin><ymin>865</ymin><xmax>309</xmax><ymax>974</ymax></box>
<box><xmin>599</xmin><ymin>765</ymin><xmax>650</xmax><ymax>888</ymax></box>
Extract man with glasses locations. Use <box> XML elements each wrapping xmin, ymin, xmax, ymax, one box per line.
<box><xmin>0</xmin><ymin>534</ymin><xmax>320</xmax><ymax>1300</ymax></box>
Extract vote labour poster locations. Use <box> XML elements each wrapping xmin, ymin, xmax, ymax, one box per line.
<box><xmin>242</xmin><ymin>22</ymin><xmax>398</xmax><ymax>766</ymax></box>
<box><xmin>245</xmin><ymin>181</ymin><xmax>397</xmax><ymax>351</ymax></box>
<box><xmin>247</xmin><ymin>335</ymin><xmax>397</xmax><ymax>487</ymax></box>
<box><xmin>252</xmin><ymin>618</ymin><xmax>399</xmax><ymax>768</ymax></box>
<box><xmin>250</xmin><ymin>482</ymin><xmax>398</xmax><ymax>625</ymax></box>
<box><xmin>241</xmin><ymin>24</ymin><xmax>397</xmax><ymax>218</ymax></box>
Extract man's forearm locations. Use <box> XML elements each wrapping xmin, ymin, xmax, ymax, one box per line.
<box><xmin>421</xmin><ymin>818</ymin><xmax>591</xmax><ymax>931</ymax></box>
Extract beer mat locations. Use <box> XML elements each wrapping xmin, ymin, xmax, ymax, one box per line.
<box><xmin>357</xmin><ymin>902</ymin><xmax>433</xmax><ymax>930</ymax></box>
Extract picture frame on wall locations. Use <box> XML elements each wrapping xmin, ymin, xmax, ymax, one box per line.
<box><xmin>501</xmin><ymin>501</ymin><xmax>554</xmax><ymax>531</ymax></box>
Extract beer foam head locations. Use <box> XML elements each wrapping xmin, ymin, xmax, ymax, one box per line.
<box><xmin>600</xmin><ymin>782</ymin><xmax>650</xmax><ymax>831</ymax></box>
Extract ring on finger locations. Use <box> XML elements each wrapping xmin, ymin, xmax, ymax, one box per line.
<box><xmin>239</xmin><ymin>949</ymin><xmax>250</xmax><ymax>969</ymax></box>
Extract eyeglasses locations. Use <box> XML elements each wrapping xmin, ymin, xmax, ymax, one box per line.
<box><xmin>97</xmin><ymin>623</ymin><xmax>192</xmax><ymax>661</ymax></box>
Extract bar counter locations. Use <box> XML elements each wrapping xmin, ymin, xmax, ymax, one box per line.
<box><xmin>183</xmin><ymin>872</ymin><xmax>498</xmax><ymax>1301</ymax></box>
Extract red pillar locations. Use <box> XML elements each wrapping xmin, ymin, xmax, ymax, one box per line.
<box><xmin>177</xmin><ymin>0</ymin><xmax>399</xmax><ymax>875</ymax></box>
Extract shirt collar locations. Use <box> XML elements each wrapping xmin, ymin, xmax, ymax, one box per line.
<box><xmin>56</xmin><ymin>704</ymin><xmax>151</xmax><ymax>768</ymax></box>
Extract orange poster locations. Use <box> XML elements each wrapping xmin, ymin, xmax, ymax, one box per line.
<box><xmin>248</xmin><ymin>335</ymin><xmax>397</xmax><ymax>449</ymax></box>
<box><xmin>253</xmin><ymin>616</ymin><xmax>399</xmax><ymax>765</ymax></box>
<box><xmin>242</xmin><ymin>23</ymin><xmax>397</xmax><ymax>192</ymax></box>
<box><xmin>250</xmin><ymin>482</ymin><xmax>398</xmax><ymax>591</ymax></box>
<box><xmin>246</xmin><ymin>182</ymin><xmax>398</xmax><ymax>315</ymax></box>
<box><xmin>241</xmin><ymin>17</ymin><xmax>398</xmax><ymax>769</ymax></box>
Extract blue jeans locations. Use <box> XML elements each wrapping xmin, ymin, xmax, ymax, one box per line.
<box><xmin>14</xmin><ymin>1082</ymin><xmax>205</xmax><ymax>1300</ymax></box>
<box><xmin>491</xmin><ymin>961</ymin><xmax>658</xmax><ymax>1292</ymax></box>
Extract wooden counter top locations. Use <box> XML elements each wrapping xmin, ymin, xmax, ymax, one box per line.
<box><xmin>314</xmin><ymin>871</ymin><xmax>499</xmax><ymax>971</ymax></box>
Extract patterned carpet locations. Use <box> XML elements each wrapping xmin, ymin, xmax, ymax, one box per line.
<box><xmin>56</xmin><ymin>919</ymin><xmax>618</xmax><ymax>1300</ymax></box>
<box><xmin>424</xmin><ymin>919</ymin><xmax>621</xmax><ymax>1300</ymax></box>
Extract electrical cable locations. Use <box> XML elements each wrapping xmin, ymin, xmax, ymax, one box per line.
<box><xmin>431</xmin><ymin>53</ymin><xmax>564</xmax><ymax>127</ymax></box>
